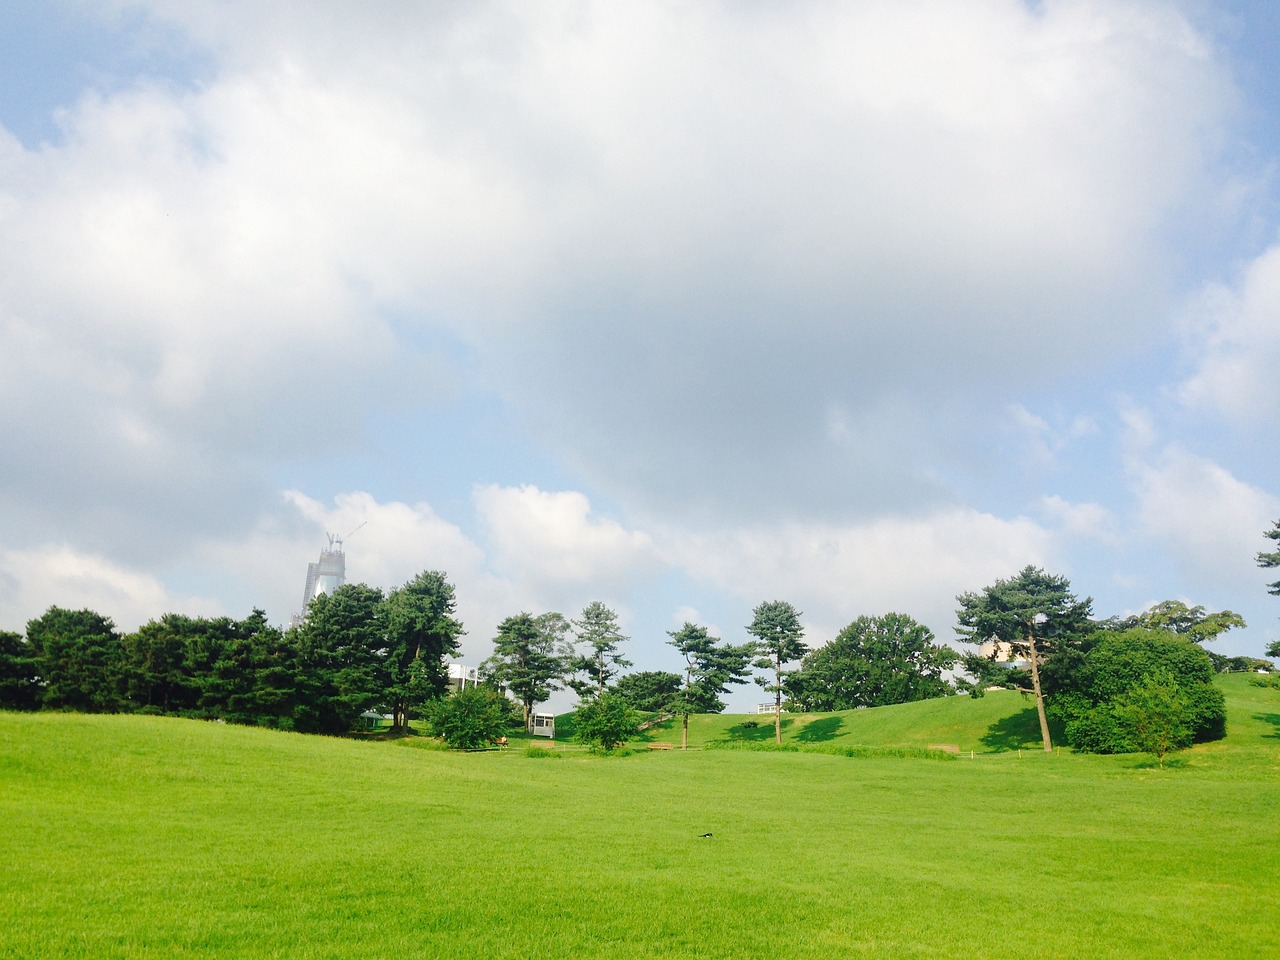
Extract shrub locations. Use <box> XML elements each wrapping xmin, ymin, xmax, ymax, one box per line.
<box><xmin>425</xmin><ymin>687</ymin><xmax>508</xmax><ymax>749</ymax></box>
<box><xmin>572</xmin><ymin>692</ymin><xmax>640</xmax><ymax>752</ymax></box>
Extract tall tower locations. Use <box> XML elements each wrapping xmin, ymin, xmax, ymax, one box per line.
<box><xmin>302</xmin><ymin>533</ymin><xmax>347</xmax><ymax>609</ymax></box>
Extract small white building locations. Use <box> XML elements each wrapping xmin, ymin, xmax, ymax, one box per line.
<box><xmin>529</xmin><ymin>712</ymin><xmax>556</xmax><ymax>738</ymax></box>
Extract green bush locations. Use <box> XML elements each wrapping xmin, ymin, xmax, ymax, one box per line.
<box><xmin>1050</xmin><ymin>628</ymin><xmax>1225</xmax><ymax>753</ymax></box>
<box><xmin>425</xmin><ymin>687</ymin><xmax>508</xmax><ymax>749</ymax></box>
<box><xmin>572</xmin><ymin>692</ymin><xmax>640</xmax><ymax>752</ymax></box>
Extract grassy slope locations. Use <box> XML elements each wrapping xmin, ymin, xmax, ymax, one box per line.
<box><xmin>1</xmin><ymin>676</ymin><xmax>1277</xmax><ymax>960</ymax></box>
<box><xmin>632</xmin><ymin>689</ymin><xmax>1044</xmax><ymax>752</ymax></box>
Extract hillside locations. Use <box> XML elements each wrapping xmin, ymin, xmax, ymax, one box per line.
<box><xmin>1</xmin><ymin>675</ymin><xmax>1277</xmax><ymax>959</ymax></box>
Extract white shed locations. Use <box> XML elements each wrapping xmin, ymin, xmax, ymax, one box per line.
<box><xmin>529</xmin><ymin>712</ymin><xmax>556</xmax><ymax>738</ymax></box>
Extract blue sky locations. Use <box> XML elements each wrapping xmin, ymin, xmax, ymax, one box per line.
<box><xmin>1</xmin><ymin>1</ymin><xmax>1277</xmax><ymax>711</ymax></box>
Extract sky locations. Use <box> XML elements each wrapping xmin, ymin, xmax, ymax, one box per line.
<box><xmin>1</xmin><ymin>0</ymin><xmax>1277</xmax><ymax>712</ymax></box>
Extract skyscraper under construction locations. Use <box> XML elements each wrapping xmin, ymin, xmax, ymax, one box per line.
<box><xmin>290</xmin><ymin>534</ymin><xmax>348</xmax><ymax>627</ymax></box>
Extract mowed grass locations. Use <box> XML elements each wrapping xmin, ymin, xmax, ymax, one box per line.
<box><xmin>1</xmin><ymin>676</ymin><xmax>1277</xmax><ymax>959</ymax></box>
<box><xmin>633</xmin><ymin>688</ymin><xmax>1046</xmax><ymax>752</ymax></box>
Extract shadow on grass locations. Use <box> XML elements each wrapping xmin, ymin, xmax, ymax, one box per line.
<box><xmin>1254</xmin><ymin>713</ymin><xmax>1280</xmax><ymax>740</ymax></box>
<box><xmin>1131</xmin><ymin>756</ymin><xmax>1191</xmax><ymax>771</ymax></box>
<box><xmin>795</xmin><ymin>716</ymin><xmax>844</xmax><ymax>743</ymax></box>
<box><xmin>726</xmin><ymin>718</ymin><xmax>794</xmax><ymax>741</ymax></box>
<box><xmin>979</xmin><ymin>707</ymin><xmax>1042</xmax><ymax>752</ymax></box>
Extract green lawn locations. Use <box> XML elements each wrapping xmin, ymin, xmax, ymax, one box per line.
<box><xmin>2</xmin><ymin>675</ymin><xmax>1278</xmax><ymax>959</ymax></box>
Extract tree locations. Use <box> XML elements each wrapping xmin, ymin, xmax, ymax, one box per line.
<box><xmin>1107</xmin><ymin>600</ymin><xmax>1245</xmax><ymax>646</ymax></box>
<box><xmin>613</xmin><ymin>670</ymin><xmax>683</xmax><ymax>713</ymax></box>
<box><xmin>482</xmin><ymin>612</ymin><xmax>569</xmax><ymax>729</ymax></box>
<box><xmin>25</xmin><ymin>607</ymin><xmax>125</xmax><ymax>712</ymax></box>
<box><xmin>568</xmin><ymin>602</ymin><xmax>632</xmax><ymax>697</ymax></box>
<box><xmin>787</xmin><ymin>613</ymin><xmax>957</xmax><ymax>712</ymax></box>
<box><xmin>0</xmin><ymin>631</ymin><xmax>41</xmax><ymax>710</ymax></box>
<box><xmin>383</xmin><ymin>571</ymin><xmax>465</xmax><ymax>729</ymax></box>
<box><xmin>747</xmin><ymin>601</ymin><xmax>808</xmax><ymax>745</ymax></box>
<box><xmin>291</xmin><ymin>584</ymin><xmax>386</xmax><ymax>734</ymax></box>
<box><xmin>1261</xmin><ymin>519</ymin><xmax>1280</xmax><ymax>660</ymax></box>
<box><xmin>1049</xmin><ymin>627</ymin><xmax>1225</xmax><ymax>752</ymax></box>
<box><xmin>121</xmin><ymin>615</ymin><xmax>202</xmax><ymax>714</ymax></box>
<box><xmin>956</xmin><ymin>566</ymin><xmax>1092</xmax><ymax>752</ymax></box>
<box><xmin>426</xmin><ymin>686</ymin><xmax>509</xmax><ymax>749</ymax></box>
<box><xmin>668</xmin><ymin>623</ymin><xmax>752</xmax><ymax>749</ymax></box>
<box><xmin>1259</xmin><ymin>518</ymin><xmax>1280</xmax><ymax>597</ymax></box>
<box><xmin>1112</xmin><ymin>668</ymin><xmax>1193</xmax><ymax>768</ymax></box>
<box><xmin>572</xmin><ymin>691</ymin><xmax>640</xmax><ymax>752</ymax></box>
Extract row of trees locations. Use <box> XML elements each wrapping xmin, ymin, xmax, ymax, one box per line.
<box><xmin>0</xmin><ymin>571</ymin><xmax>464</xmax><ymax>735</ymax></box>
<box><xmin>5</xmin><ymin>515</ymin><xmax>1277</xmax><ymax>755</ymax></box>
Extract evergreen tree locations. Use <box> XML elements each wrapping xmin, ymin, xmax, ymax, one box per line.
<box><xmin>568</xmin><ymin>602</ymin><xmax>631</xmax><ymax>697</ymax></box>
<box><xmin>747</xmin><ymin>600</ymin><xmax>807</xmax><ymax>745</ymax></box>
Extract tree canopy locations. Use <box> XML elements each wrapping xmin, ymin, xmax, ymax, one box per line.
<box><xmin>747</xmin><ymin>600</ymin><xmax>807</xmax><ymax>745</ymax></box>
<box><xmin>667</xmin><ymin>623</ymin><xmax>752</xmax><ymax>748</ymax></box>
<box><xmin>956</xmin><ymin>566</ymin><xmax>1092</xmax><ymax>752</ymax></box>
<box><xmin>483</xmin><ymin>612</ymin><xmax>569</xmax><ymax>728</ymax></box>
<box><xmin>787</xmin><ymin>613</ymin><xmax>956</xmax><ymax>712</ymax></box>
<box><xmin>568</xmin><ymin>602</ymin><xmax>631</xmax><ymax>697</ymax></box>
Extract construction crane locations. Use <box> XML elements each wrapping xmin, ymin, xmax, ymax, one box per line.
<box><xmin>326</xmin><ymin>521</ymin><xmax>367</xmax><ymax>552</ymax></box>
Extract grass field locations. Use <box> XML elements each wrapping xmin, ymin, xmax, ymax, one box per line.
<box><xmin>2</xmin><ymin>675</ymin><xmax>1278</xmax><ymax>959</ymax></box>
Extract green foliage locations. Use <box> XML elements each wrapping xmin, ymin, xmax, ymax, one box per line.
<box><xmin>613</xmin><ymin>670</ymin><xmax>683</xmax><ymax>713</ymax></box>
<box><xmin>0</xmin><ymin>631</ymin><xmax>40</xmax><ymax>710</ymax></box>
<box><xmin>382</xmin><ymin>571</ymin><xmax>465</xmax><ymax>728</ymax></box>
<box><xmin>1259</xmin><ymin>517</ymin><xmax>1280</xmax><ymax>596</ymax></box>
<box><xmin>25</xmin><ymin>606</ymin><xmax>125</xmax><ymax>712</ymax></box>
<box><xmin>572</xmin><ymin>691</ymin><xmax>640</xmax><ymax>751</ymax></box>
<box><xmin>291</xmin><ymin>584</ymin><xmax>387</xmax><ymax>734</ymax></box>
<box><xmin>956</xmin><ymin>566</ymin><xmax>1092</xmax><ymax>662</ymax></box>
<box><xmin>568</xmin><ymin>602</ymin><xmax>631</xmax><ymax>697</ymax></box>
<box><xmin>1103</xmin><ymin>600</ymin><xmax>1246</xmax><ymax>646</ymax></box>
<box><xmin>426</xmin><ymin>686</ymin><xmax>509</xmax><ymax>749</ymax></box>
<box><xmin>787</xmin><ymin>612</ymin><xmax>956</xmax><ymax>711</ymax></box>
<box><xmin>747</xmin><ymin>600</ymin><xmax>807</xmax><ymax>742</ymax></box>
<box><xmin>1112</xmin><ymin>669</ymin><xmax>1194</xmax><ymax>767</ymax></box>
<box><xmin>482</xmin><ymin>611</ymin><xmax>569</xmax><ymax>727</ymax></box>
<box><xmin>1050</xmin><ymin>628</ymin><xmax>1225</xmax><ymax>753</ymax></box>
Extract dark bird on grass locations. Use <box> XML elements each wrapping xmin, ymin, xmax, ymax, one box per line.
<box><xmin>698</xmin><ymin>832</ymin><xmax>713</xmax><ymax>838</ymax></box>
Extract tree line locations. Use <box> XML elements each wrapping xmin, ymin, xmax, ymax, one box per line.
<box><xmin>3</xmin><ymin>514</ymin><xmax>1277</xmax><ymax>757</ymax></box>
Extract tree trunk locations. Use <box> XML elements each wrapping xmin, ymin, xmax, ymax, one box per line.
<box><xmin>774</xmin><ymin>660</ymin><xmax>782</xmax><ymax>745</ymax></box>
<box><xmin>683</xmin><ymin>713</ymin><xmax>689</xmax><ymax>750</ymax></box>
<box><xmin>1026</xmin><ymin>629</ymin><xmax>1052</xmax><ymax>753</ymax></box>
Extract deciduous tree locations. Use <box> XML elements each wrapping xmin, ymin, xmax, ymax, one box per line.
<box><xmin>427</xmin><ymin>687</ymin><xmax>509</xmax><ymax>749</ymax></box>
<box><xmin>572</xmin><ymin>691</ymin><xmax>640</xmax><ymax>752</ymax></box>
<box><xmin>787</xmin><ymin>613</ymin><xmax>956</xmax><ymax>711</ymax></box>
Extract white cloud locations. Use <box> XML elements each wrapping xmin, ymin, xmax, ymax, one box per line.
<box><xmin>0</xmin><ymin>544</ymin><xmax>221</xmax><ymax>633</ymax></box>
<box><xmin>662</xmin><ymin>508</ymin><xmax>1057</xmax><ymax>645</ymax></box>
<box><xmin>473</xmin><ymin>484</ymin><xmax>663</xmax><ymax>596</ymax></box>
<box><xmin>1128</xmin><ymin>444</ymin><xmax>1280</xmax><ymax>589</ymax></box>
<box><xmin>1179</xmin><ymin>242</ymin><xmax>1280</xmax><ymax>421</ymax></box>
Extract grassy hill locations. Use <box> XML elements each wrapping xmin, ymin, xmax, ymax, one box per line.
<box><xmin>1</xmin><ymin>674</ymin><xmax>1277</xmax><ymax>959</ymax></box>
<box><xmin>624</xmin><ymin>688</ymin><xmax>1043</xmax><ymax>753</ymax></box>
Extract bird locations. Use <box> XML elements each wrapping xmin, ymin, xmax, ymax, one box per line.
<box><xmin>697</xmin><ymin>832</ymin><xmax>713</xmax><ymax>838</ymax></box>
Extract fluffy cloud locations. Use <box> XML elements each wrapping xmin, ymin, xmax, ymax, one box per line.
<box><xmin>662</xmin><ymin>508</ymin><xmax>1057</xmax><ymax>643</ymax></box>
<box><xmin>0</xmin><ymin>544</ymin><xmax>221</xmax><ymax>632</ymax></box>
<box><xmin>1128</xmin><ymin>443</ymin><xmax>1280</xmax><ymax>591</ymax></box>
<box><xmin>0</xmin><ymin>0</ymin><xmax>1245</xmax><ymax>566</ymax></box>
<box><xmin>473</xmin><ymin>484</ymin><xmax>663</xmax><ymax>598</ymax></box>
<box><xmin>1179</xmin><ymin>242</ymin><xmax>1280</xmax><ymax>422</ymax></box>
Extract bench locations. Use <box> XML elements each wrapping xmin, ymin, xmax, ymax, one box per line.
<box><xmin>647</xmin><ymin>742</ymin><xmax>674</xmax><ymax>750</ymax></box>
